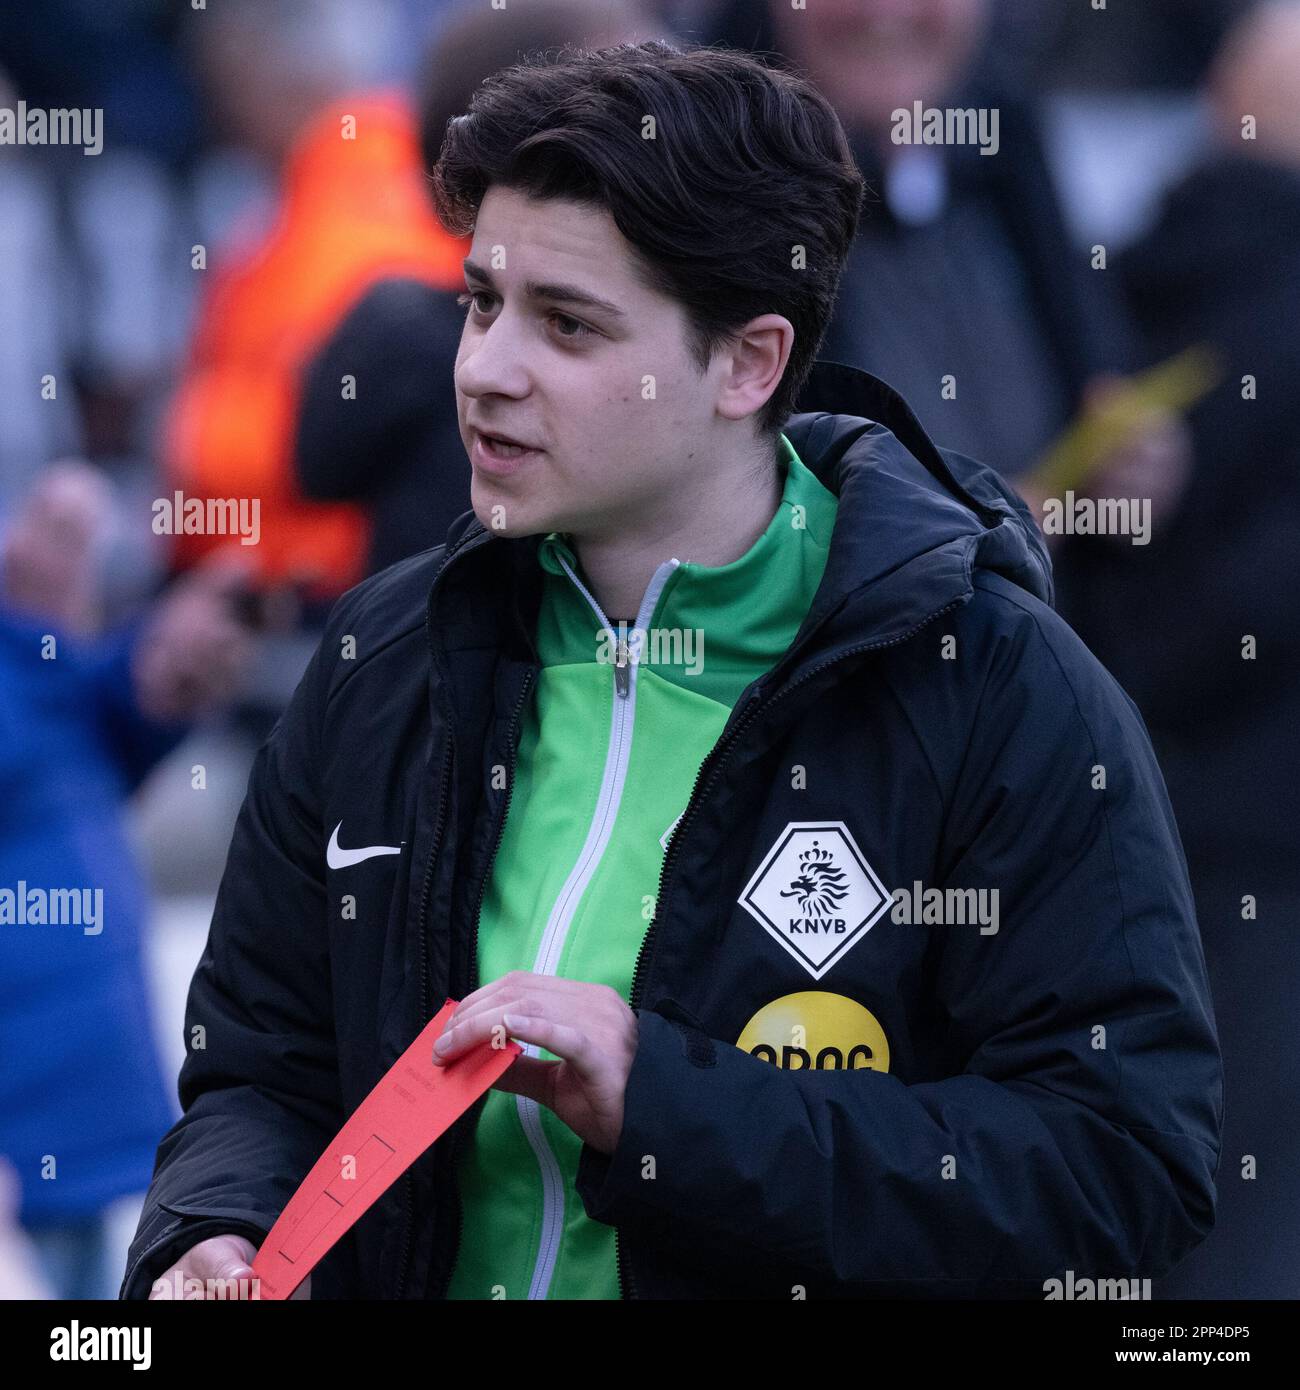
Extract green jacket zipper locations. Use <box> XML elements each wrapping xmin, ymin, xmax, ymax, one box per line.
<box><xmin>397</xmin><ymin>529</ymin><xmax>966</xmax><ymax>1300</ymax></box>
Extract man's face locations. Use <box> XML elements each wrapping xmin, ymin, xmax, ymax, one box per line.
<box><xmin>454</xmin><ymin>185</ymin><xmax>728</xmax><ymax>541</ymax></box>
<box><xmin>770</xmin><ymin>0</ymin><xmax>988</xmax><ymax>138</ymax></box>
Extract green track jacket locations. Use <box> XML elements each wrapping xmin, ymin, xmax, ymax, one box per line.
<box><xmin>447</xmin><ymin>435</ymin><xmax>838</xmax><ymax>1298</ymax></box>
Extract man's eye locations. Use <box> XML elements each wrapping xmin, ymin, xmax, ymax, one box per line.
<box><xmin>456</xmin><ymin>290</ymin><xmax>494</xmax><ymax>315</ymax></box>
<box><xmin>550</xmin><ymin>312</ymin><xmax>594</xmax><ymax>341</ymax></box>
<box><xmin>456</xmin><ymin>292</ymin><xmax>592</xmax><ymax>341</ymax></box>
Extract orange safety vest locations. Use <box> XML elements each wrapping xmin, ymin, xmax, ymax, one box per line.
<box><xmin>164</xmin><ymin>90</ymin><xmax>468</xmax><ymax>597</ymax></box>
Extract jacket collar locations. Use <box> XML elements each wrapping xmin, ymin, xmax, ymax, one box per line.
<box><xmin>433</xmin><ymin>359</ymin><xmax>1051</xmax><ymax>686</ymax></box>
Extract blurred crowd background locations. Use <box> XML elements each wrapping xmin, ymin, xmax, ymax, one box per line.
<box><xmin>0</xmin><ymin>0</ymin><xmax>1296</xmax><ymax>1301</ymax></box>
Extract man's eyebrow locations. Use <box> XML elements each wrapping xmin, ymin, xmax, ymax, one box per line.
<box><xmin>462</xmin><ymin>258</ymin><xmax>626</xmax><ymax>318</ymax></box>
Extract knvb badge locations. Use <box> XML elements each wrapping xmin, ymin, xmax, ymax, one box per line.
<box><xmin>738</xmin><ymin>822</ymin><xmax>890</xmax><ymax>980</ymax></box>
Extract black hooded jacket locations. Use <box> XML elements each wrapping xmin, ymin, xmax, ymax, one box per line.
<box><xmin>122</xmin><ymin>361</ymin><xmax>1222</xmax><ymax>1299</ymax></box>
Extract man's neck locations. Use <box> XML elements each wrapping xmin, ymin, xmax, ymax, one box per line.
<box><xmin>572</xmin><ymin>441</ymin><xmax>784</xmax><ymax>623</ymax></box>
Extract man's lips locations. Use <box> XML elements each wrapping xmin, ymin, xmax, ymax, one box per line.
<box><xmin>471</xmin><ymin>428</ymin><xmax>545</xmax><ymax>476</ymax></box>
<box><xmin>469</xmin><ymin>423</ymin><xmax>543</xmax><ymax>451</ymax></box>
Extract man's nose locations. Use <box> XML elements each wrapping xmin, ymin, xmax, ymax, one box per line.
<box><xmin>456</xmin><ymin>308</ymin><xmax>532</xmax><ymax>400</ymax></box>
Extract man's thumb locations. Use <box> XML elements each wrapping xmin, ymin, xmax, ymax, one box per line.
<box><xmin>192</xmin><ymin>1235</ymin><xmax>258</xmax><ymax>1288</ymax></box>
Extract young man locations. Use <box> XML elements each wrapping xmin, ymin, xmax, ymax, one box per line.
<box><xmin>124</xmin><ymin>41</ymin><xmax>1221</xmax><ymax>1300</ymax></box>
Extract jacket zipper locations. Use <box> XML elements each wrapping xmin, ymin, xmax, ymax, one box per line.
<box><xmin>394</xmin><ymin>526</ymin><xmax>492</xmax><ymax>1299</ymax></box>
<box><xmin>615</xmin><ymin>594</ymin><xmax>964</xmax><ymax>1298</ymax></box>
<box><xmin>510</xmin><ymin>553</ymin><xmax>678</xmax><ymax>1301</ymax></box>
<box><xmin>392</xmin><ymin>741</ymin><xmax>453</xmax><ymax>1297</ymax></box>
<box><xmin>397</xmin><ymin>530</ymin><xmax>965</xmax><ymax>1299</ymax></box>
<box><xmin>431</xmin><ymin>665</ymin><xmax>537</xmax><ymax>1299</ymax></box>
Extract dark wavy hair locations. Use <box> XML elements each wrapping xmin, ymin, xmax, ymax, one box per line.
<box><xmin>430</xmin><ymin>40</ymin><xmax>865</xmax><ymax>437</ymax></box>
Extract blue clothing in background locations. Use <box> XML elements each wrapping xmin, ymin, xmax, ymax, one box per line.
<box><xmin>0</xmin><ymin>603</ymin><xmax>183</xmax><ymax>1226</ymax></box>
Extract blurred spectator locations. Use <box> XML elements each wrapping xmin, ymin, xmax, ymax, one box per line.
<box><xmin>1027</xmin><ymin>0</ymin><xmax>1254</xmax><ymax>93</ymax></box>
<box><xmin>0</xmin><ymin>1160</ymin><xmax>52</xmax><ymax>1300</ymax></box>
<box><xmin>163</xmin><ymin>0</ymin><xmax>466</xmax><ymax>604</ymax></box>
<box><xmin>0</xmin><ymin>0</ymin><xmax>203</xmax><ymax>168</ymax></box>
<box><xmin>1055</xmin><ymin>0</ymin><xmax>1300</xmax><ymax>1299</ymax></box>
<box><xmin>295</xmin><ymin>0</ymin><xmax>664</xmax><ymax>574</ymax></box>
<box><xmin>0</xmin><ymin>65</ymin><xmax>83</xmax><ymax>503</ymax></box>
<box><xmin>0</xmin><ymin>462</ymin><xmax>252</xmax><ymax>1299</ymax></box>
<box><xmin>709</xmin><ymin>0</ymin><xmax>1138</xmax><ymax>480</ymax></box>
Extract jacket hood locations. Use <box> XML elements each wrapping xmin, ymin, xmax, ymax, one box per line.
<box><xmin>438</xmin><ymin>359</ymin><xmax>1052</xmax><ymax>672</ymax></box>
<box><xmin>787</xmin><ymin>358</ymin><xmax>1052</xmax><ymax>615</ymax></box>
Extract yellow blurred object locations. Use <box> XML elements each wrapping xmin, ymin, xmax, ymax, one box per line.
<box><xmin>1027</xmin><ymin>345</ymin><xmax>1221</xmax><ymax>496</ymax></box>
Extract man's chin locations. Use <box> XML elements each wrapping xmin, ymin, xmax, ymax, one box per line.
<box><xmin>470</xmin><ymin>497</ymin><xmax>552</xmax><ymax>539</ymax></box>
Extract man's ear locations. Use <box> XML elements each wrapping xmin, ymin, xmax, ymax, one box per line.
<box><xmin>715</xmin><ymin>315</ymin><xmax>794</xmax><ymax>425</ymax></box>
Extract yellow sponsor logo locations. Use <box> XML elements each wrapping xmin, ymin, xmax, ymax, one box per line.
<box><xmin>736</xmin><ymin>991</ymin><xmax>890</xmax><ymax>1073</ymax></box>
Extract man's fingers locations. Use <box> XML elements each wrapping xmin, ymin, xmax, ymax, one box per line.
<box><xmin>445</xmin><ymin>989</ymin><xmax>548</xmax><ymax>1036</ymax></box>
<box><xmin>441</xmin><ymin>975</ymin><xmax>608</xmax><ymax>1050</ymax></box>
<box><xmin>179</xmin><ymin>546</ymin><xmax>259</xmax><ymax>607</ymax></box>
<box><xmin>452</xmin><ymin>971</ymin><xmax>589</xmax><ymax>1019</ymax></box>
<box><xmin>433</xmin><ymin>1006</ymin><xmax>522</xmax><ymax>1063</ymax></box>
<box><xmin>189</xmin><ymin>1234</ymin><xmax>257</xmax><ymax>1284</ymax></box>
<box><xmin>504</xmin><ymin>1015</ymin><xmax>596</xmax><ymax>1074</ymax></box>
<box><xmin>150</xmin><ymin>1233</ymin><xmax>260</xmax><ymax>1299</ymax></box>
<box><xmin>451</xmin><ymin>974</ymin><xmax>521</xmax><ymax>1014</ymax></box>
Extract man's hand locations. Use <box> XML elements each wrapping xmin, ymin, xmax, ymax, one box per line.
<box><xmin>132</xmin><ymin>553</ymin><xmax>256</xmax><ymax>723</ymax></box>
<box><xmin>1078</xmin><ymin>376</ymin><xmax>1192</xmax><ymax>535</ymax></box>
<box><xmin>148</xmin><ymin>1233</ymin><xmax>310</xmax><ymax>1300</ymax></box>
<box><xmin>1022</xmin><ymin>375</ymin><xmax>1193</xmax><ymax>550</ymax></box>
<box><xmin>432</xmin><ymin>972</ymin><xmax>638</xmax><ymax>1155</ymax></box>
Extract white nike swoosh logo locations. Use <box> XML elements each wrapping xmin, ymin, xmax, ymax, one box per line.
<box><xmin>326</xmin><ymin>822</ymin><xmax>402</xmax><ymax>870</ymax></box>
